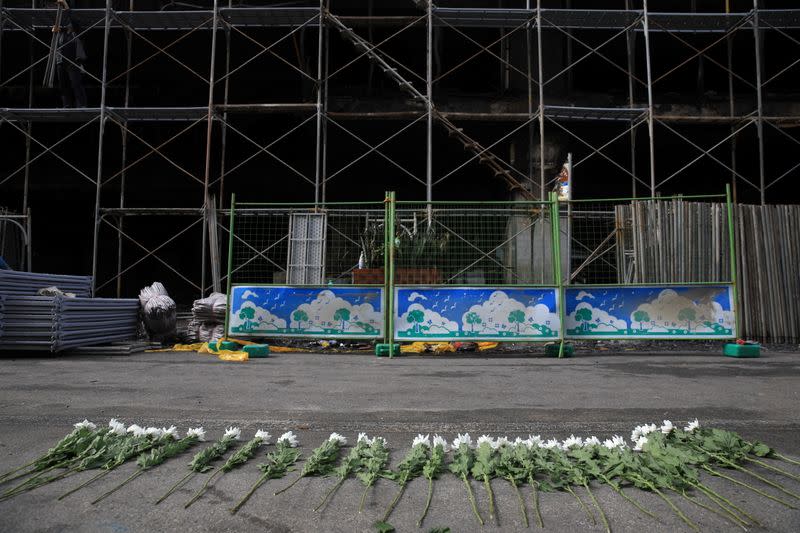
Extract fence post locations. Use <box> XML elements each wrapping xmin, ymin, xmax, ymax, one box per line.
<box><xmin>726</xmin><ymin>184</ymin><xmax>740</xmax><ymax>339</ymax></box>
<box><xmin>378</xmin><ymin>191</ymin><xmax>397</xmax><ymax>356</ymax></box>
<box><xmin>223</xmin><ymin>193</ymin><xmax>236</xmax><ymax>340</ymax></box>
<box><xmin>550</xmin><ymin>192</ymin><xmax>566</xmax><ymax>358</ymax></box>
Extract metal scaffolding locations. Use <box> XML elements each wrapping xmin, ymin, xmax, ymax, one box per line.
<box><xmin>1</xmin><ymin>1</ymin><xmax>798</xmax><ymax>298</ymax></box>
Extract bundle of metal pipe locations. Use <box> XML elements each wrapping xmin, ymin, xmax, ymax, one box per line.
<box><xmin>0</xmin><ymin>296</ymin><xmax>139</xmax><ymax>353</ymax></box>
<box><xmin>0</xmin><ymin>270</ymin><xmax>93</xmax><ymax>297</ymax></box>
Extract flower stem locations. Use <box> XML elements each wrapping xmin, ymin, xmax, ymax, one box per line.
<box><xmin>651</xmin><ymin>486</ymin><xmax>699</xmax><ymax>533</ymax></box>
<box><xmin>696</xmin><ymin>446</ymin><xmax>800</xmax><ymax>501</ymax></box>
<box><xmin>484</xmin><ymin>476</ymin><xmax>496</xmax><ymax>522</ymax></box>
<box><xmin>509</xmin><ymin>478</ymin><xmax>528</xmax><ymax>528</ymax></box>
<box><xmin>185</xmin><ymin>469</ymin><xmax>224</xmax><ymax>509</ymax></box>
<box><xmin>156</xmin><ymin>471</ymin><xmax>195</xmax><ymax>505</ymax></box>
<box><xmin>678</xmin><ymin>489</ymin><xmax>747</xmax><ymax>531</ymax></box>
<box><xmin>417</xmin><ymin>477</ymin><xmax>435</xmax><ymax>528</ymax></box>
<box><xmin>91</xmin><ymin>469</ymin><xmax>143</xmax><ymax>505</ymax></box>
<box><xmin>1</xmin><ymin>463</ymin><xmax>61</xmax><ymax>491</ymax></box>
<box><xmin>703</xmin><ymin>465</ymin><xmax>797</xmax><ymax>508</ymax></box>
<box><xmin>58</xmin><ymin>469</ymin><xmax>110</xmax><ymax>500</ymax></box>
<box><xmin>273</xmin><ymin>473</ymin><xmax>303</xmax><ymax>496</ymax></box>
<box><xmin>775</xmin><ymin>453</ymin><xmax>800</xmax><ymax>467</ymax></box>
<box><xmin>230</xmin><ymin>472</ymin><xmax>267</xmax><ymax>514</ymax></box>
<box><xmin>462</xmin><ymin>474</ymin><xmax>484</xmax><ymax>526</ymax></box>
<box><xmin>692</xmin><ymin>481</ymin><xmax>762</xmax><ymax>526</ymax></box>
<box><xmin>600</xmin><ymin>475</ymin><xmax>657</xmax><ymax>522</ymax></box>
<box><xmin>0</xmin><ymin>468</ymin><xmax>75</xmax><ymax>500</ymax></box>
<box><xmin>0</xmin><ymin>460</ymin><xmax>38</xmax><ymax>483</ymax></box>
<box><xmin>528</xmin><ymin>475</ymin><xmax>544</xmax><ymax>529</ymax></box>
<box><xmin>583</xmin><ymin>482</ymin><xmax>610</xmax><ymax>533</ymax></box>
<box><xmin>745</xmin><ymin>456</ymin><xmax>800</xmax><ymax>482</ymax></box>
<box><xmin>358</xmin><ymin>482</ymin><xmax>372</xmax><ymax>514</ymax></box>
<box><xmin>565</xmin><ymin>485</ymin><xmax>595</xmax><ymax>525</ymax></box>
<box><xmin>381</xmin><ymin>482</ymin><xmax>406</xmax><ymax>522</ymax></box>
<box><xmin>315</xmin><ymin>477</ymin><xmax>345</xmax><ymax>513</ymax></box>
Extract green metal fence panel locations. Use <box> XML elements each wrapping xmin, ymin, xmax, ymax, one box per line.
<box><xmin>558</xmin><ymin>193</ymin><xmax>737</xmax><ymax>341</ymax></box>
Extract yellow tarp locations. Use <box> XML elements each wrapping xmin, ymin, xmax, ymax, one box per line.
<box><xmin>399</xmin><ymin>341</ymin><xmax>499</xmax><ymax>354</ymax></box>
<box><xmin>400</xmin><ymin>342</ymin><xmax>455</xmax><ymax>354</ymax></box>
<box><xmin>148</xmin><ymin>341</ymin><xmax>249</xmax><ymax>362</ymax></box>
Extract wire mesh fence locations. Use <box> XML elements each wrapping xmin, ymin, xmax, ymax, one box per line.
<box><xmin>230</xmin><ymin>201</ymin><xmax>557</xmax><ymax>288</ymax></box>
<box><xmin>393</xmin><ymin>202</ymin><xmax>555</xmax><ymax>286</ymax></box>
<box><xmin>230</xmin><ymin>203</ymin><xmax>386</xmax><ymax>286</ymax></box>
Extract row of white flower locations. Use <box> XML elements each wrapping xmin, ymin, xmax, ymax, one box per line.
<box><xmin>73</xmin><ymin>417</ymin><xmax>701</xmax><ymax>454</ymax></box>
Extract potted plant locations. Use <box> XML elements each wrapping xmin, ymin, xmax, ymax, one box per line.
<box><xmin>353</xmin><ymin>212</ymin><xmax>448</xmax><ymax>284</ymax></box>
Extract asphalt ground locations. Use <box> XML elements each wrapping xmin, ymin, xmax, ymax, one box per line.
<box><xmin>0</xmin><ymin>349</ymin><xmax>798</xmax><ymax>533</ymax></box>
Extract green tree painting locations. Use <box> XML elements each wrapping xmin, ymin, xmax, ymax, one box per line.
<box><xmin>407</xmin><ymin>309</ymin><xmax>425</xmax><ymax>333</ymax></box>
<box><xmin>238</xmin><ymin>306</ymin><xmax>255</xmax><ymax>330</ymax></box>
<box><xmin>465</xmin><ymin>311</ymin><xmax>482</xmax><ymax>332</ymax></box>
<box><xmin>507</xmin><ymin>309</ymin><xmax>526</xmax><ymax>333</ymax></box>
<box><xmin>293</xmin><ymin>310</ymin><xmax>309</xmax><ymax>330</ymax></box>
<box><xmin>632</xmin><ymin>310</ymin><xmax>650</xmax><ymax>332</ymax></box>
<box><xmin>678</xmin><ymin>308</ymin><xmax>696</xmax><ymax>332</ymax></box>
<box><xmin>574</xmin><ymin>307</ymin><xmax>593</xmax><ymax>332</ymax></box>
<box><xmin>333</xmin><ymin>308</ymin><xmax>351</xmax><ymax>331</ymax></box>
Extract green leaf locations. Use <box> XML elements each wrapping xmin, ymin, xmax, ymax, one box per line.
<box><xmin>373</xmin><ymin>520</ymin><xmax>395</xmax><ymax>533</ymax></box>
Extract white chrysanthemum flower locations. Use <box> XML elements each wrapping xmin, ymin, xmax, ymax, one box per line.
<box><xmin>514</xmin><ymin>437</ymin><xmax>526</xmax><ymax>447</ymax></box>
<box><xmin>641</xmin><ymin>423</ymin><xmax>658</xmax><ymax>436</ymax></box>
<box><xmin>372</xmin><ymin>436</ymin><xmax>387</xmax><ymax>446</ymax></box>
<box><xmin>562</xmin><ymin>435</ymin><xmax>583</xmax><ymax>449</ymax></box>
<box><xmin>254</xmin><ymin>430</ymin><xmax>271</xmax><ymax>442</ymax></box>
<box><xmin>542</xmin><ymin>438</ymin><xmax>561</xmax><ymax>449</ymax></box>
<box><xmin>528</xmin><ymin>435</ymin><xmax>543</xmax><ymax>448</ymax></box>
<box><xmin>186</xmin><ymin>427</ymin><xmax>204</xmax><ymax>441</ymax></box>
<box><xmin>633</xmin><ymin>436</ymin><xmax>648</xmax><ymax>452</ymax></box>
<box><xmin>631</xmin><ymin>426</ymin><xmax>643</xmax><ymax>442</ymax></box>
<box><xmin>603</xmin><ymin>438</ymin><xmax>616</xmax><ymax>449</ymax></box>
<box><xmin>495</xmin><ymin>436</ymin><xmax>511</xmax><ymax>449</ymax></box>
<box><xmin>145</xmin><ymin>426</ymin><xmax>163</xmax><ymax>437</ymax></box>
<box><xmin>432</xmin><ymin>435</ymin><xmax>449</xmax><ymax>451</ymax></box>
<box><xmin>126</xmin><ymin>424</ymin><xmax>146</xmax><ymax>437</ymax></box>
<box><xmin>357</xmin><ymin>432</ymin><xmax>370</xmax><ymax>444</ymax></box>
<box><xmin>452</xmin><ymin>433</ymin><xmax>473</xmax><ymax>449</ymax></box>
<box><xmin>224</xmin><ymin>427</ymin><xmax>242</xmax><ymax>440</ymax></box>
<box><xmin>611</xmin><ymin>435</ymin><xmax>627</xmax><ymax>448</ymax></box>
<box><xmin>162</xmin><ymin>426</ymin><xmax>180</xmax><ymax>439</ymax></box>
<box><xmin>278</xmin><ymin>431</ymin><xmax>299</xmax><ymax>447</ymax></box>
<box><xmin>413</xmin><ymin>434</ymin><xmax>430</xmax><ymax>448</ymax></box>
<box><xmin>74</xmin><ymin>419</ymin><xmax>97</xmax><ymax>431</ymax></box>
<box><xmin>108</xmin><ymin>418</ymin><xmax>126</xmax><ymax>436</ymax></box>
<box><xmin>660</xmin><ymin>420</ymin><xmax>674</xmax><ymax>435</ymax></box>
<box><xmin>328</xmin><ymin>432</ymin><xmax>347</xmax><ymax>445</ymax></box>
<box><xmin>476</xmin><ymin>434</ymin><xmax>494</xmax><ymax>448</ymax></box>
<box><xmin>583</xmin><ymin>436</ymin><xmax>601</xmax><ymax>447</ymax></box>
<box><xmin>684</xmin><ymin>419</ymin><xmax>700</xmax><ymax>433</ymax></box>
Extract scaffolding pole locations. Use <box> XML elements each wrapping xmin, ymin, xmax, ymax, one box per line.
<box><xmin>643</xmin><ymin>0</ymin><xmax>656</xmax><ymax>197</ymax></box>
<box><xmin>91</xmin><ymin>0</ymin><xmax>112</xmax><ymax>296</ymax></box>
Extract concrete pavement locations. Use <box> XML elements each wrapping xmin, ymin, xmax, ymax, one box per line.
<box><xmin>0</xmin><ymin>350</ymin><xmax>798</xmax><ymax>532</ymax></box>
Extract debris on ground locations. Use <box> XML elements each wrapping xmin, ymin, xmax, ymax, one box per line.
<box><xmin>138</xmin><ymin>282</ymin><xmax>177</xmax><ymax>342</ymax></box>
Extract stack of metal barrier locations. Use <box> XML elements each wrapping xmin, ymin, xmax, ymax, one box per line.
<box><xmin>0</xmin><ymin>295</ymin><xmax>139</xmax><ymax>352</ymax></box>
<box><xmin>0</xmin><ymin>270</ymin><xmax>92</xmax><ymax>297</ymax></box>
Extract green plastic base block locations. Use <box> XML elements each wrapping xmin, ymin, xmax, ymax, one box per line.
<box><xmin>219</xmin><ymin>340</ymin><xmax>241</xmax><ymax>351</ymax></box>
<box><xmin>243</xmin><ymin>344</ymin><xmax>270</xmax><ymax>358</ymax></box>
<box><xmin>724</xmin><ymin>343</ymin><xmax>760</xmax><ymax>358</ymax></box>
<box><xmin>375</xmin><ymin>343</ymin><xmax>401</xmax><ymax>357</ymax></box>
<box><xmin>545</xmin><ymin>343</ymin><xmax>574</xmax><ymax>358</ymax></box>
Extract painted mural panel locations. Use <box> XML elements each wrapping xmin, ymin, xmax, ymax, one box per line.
<box><xmin>564</xmin><ymin>285</ymin><xmax>735</xmax><ymax>339</ymax></box>
<box><xmin>228</xmin><ymin>286</ymin><xmax>383</xmax><ymax>338</ymax></box>
<box><xmin>395</xmin><ymin>287</ymin><xmax>560</xmax><ymax>341</ymax></box>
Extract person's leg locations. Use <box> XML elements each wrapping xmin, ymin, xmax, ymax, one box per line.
<box><xmin>67</xmin><ymin>65</ymin><xmax>87</xmax><ymax>108</ymax></box>
<box><xmin>56</xmin><ymin>64</ymin><xmax>74</xmax><ymax>108</ymax></box>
